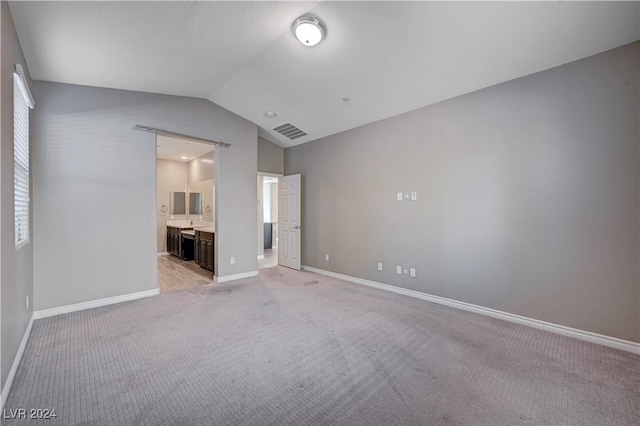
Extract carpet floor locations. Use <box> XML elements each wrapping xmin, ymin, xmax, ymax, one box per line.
<box><xmin>5</xmin><ymin>266</ymin><xmax>640</xmax><ymax>425</ymax></box>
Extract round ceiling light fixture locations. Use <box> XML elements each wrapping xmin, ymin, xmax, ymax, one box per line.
<box><xmin>292</xmin><ymin>14</ymin><xmax>326</xmax><ymax>47</ymax></box>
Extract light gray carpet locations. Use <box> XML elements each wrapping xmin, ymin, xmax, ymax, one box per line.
<box><xmin>5</xmin><ymin>267</ymin><xmax>640</xmax><ymax>425</ymax></box>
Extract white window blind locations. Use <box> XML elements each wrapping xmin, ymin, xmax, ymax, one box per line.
<box><xmin>14</xmin><ymin>65</ymin><xmax>34</xmax><ymax>249</ymax></box>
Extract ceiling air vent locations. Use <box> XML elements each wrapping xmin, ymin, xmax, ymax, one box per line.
<box><xmin>273</xmin><ymin>123</ymin><xmax>308</xmax><ymax>140</ymax></box>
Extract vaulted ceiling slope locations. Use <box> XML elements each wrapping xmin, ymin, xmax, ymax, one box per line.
<box><xmin>9</xmin><ymin>1</ymin><xmax>640</xmax><ymax>147</ymax></box>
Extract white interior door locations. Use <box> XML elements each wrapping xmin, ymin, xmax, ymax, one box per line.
<box><xmin>278</xmin><ymin>174</ymin><xmax>301</xmax><ymax>270</ymax></box>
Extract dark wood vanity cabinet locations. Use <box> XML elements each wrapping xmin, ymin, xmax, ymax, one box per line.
<box><xmin>194</xmin><ymin>230</ymin><xmax>214</xmax><ymax>272</ymax></box>
<box><xmin>167</xmin><ymin>226</ymin><xmax>194</xmax><ymax>261</ymax></box>
<box><xmin>167</xmin><ymin>226</ymin><xmax>212</xmax><ymax>270</ymax></box>
<box><xmin>167</xmin><ymin>226</ymin><xmax>181</xmax><ymax>256</ymax></box>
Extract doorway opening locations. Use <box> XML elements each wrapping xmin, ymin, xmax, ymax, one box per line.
<box><xmin>258</xmin><ymin>174</ymin><xmax>279</xmax><ymax>269</ymax></box>
<box><xmin>156</xmin><ymin>134</ymin><xmax>216</xmax><ymax>293</ymax></box>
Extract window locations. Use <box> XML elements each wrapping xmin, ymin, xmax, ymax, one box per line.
<box><xmin>14</xmin><ymin>64</ymin><xmax>34</xmax><ymax>249</ymax></box>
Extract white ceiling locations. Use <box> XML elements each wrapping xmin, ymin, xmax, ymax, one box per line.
<box><xmin>9</xmin><ymin>1</ymin><xmax>640</xmax><ymax>147</ymax></box>
<box><xmin>156</xmin><ymin>134</ymin><xmax>214</xmax><ymax>163</ymax></box>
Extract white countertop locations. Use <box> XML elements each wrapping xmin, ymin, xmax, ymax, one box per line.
<box><xmin>196</xmin><ymin>227</ymin><xmax>215</xmax><ymax>233</ymax></box>
<box><xmin>193</xmin><ymin>221</ymin><xmax>214</xmax><ymax>227</ymax></box>
<box><xmin>167</xmin><ymin>220</ymin><xmax>214</xmax><ymax>230</ymax></box>
<box><xmin>166</xmin><ymin>220</ymin><xmax>193</xmax><ymax>229</ymax></box>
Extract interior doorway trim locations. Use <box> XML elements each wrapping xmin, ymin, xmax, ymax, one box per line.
<box><xmin>258</xmin><ymin>172</ymin><xmax>282</xmax><ymax>269</ymax></box>
<box><xmin>258</xmin><ymin>171</ymin><xmax>283</xmax><ymax>178</ymax></box>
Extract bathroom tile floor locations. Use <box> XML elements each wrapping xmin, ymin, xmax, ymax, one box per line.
<box><xmin>159</xmin><ymin>248</ymin><xmax>278</xmax><ymax>294</ymax></box>
<box><xmin>158</xmin><ymin>255</ymin><xmax>213</xmax><ymax>293</ymax></box>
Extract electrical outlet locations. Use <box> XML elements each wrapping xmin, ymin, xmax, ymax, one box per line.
<box><xmin>325</xmin><ymin>254</ymin><xmax>330</xmax><ymax>262</ymax></box>
<box><xmin>404</xmin><ymin>269</ymin><xmax>408</xmax><ymax>274</ymax></box>
<box><xmin>377</xmin><ymin>262</ymin><xmax>383</xmax><ymax>271</ymax></box>
<box><xmin>26</xmin><ymin>295</ymin><xmax>29</xmax><ymax>310</ymax></box>
<box><xmin>396</xmin><ymin>265</ymin><xmax>402</xmax><ymax>275</ymax></box>
<box><xmin>404</xmin><ymin>193</ymin><xmax>410</xmax><ymax>199</ymax></box>
<box><xmin>230</xmin><ymin>257</ymin><xmax>235</xmax><ymax>265</ymax></box>
<box><xmin>410</xmin><ymin>268</ymin><xmax>416</xmax><ymax>277</ymax></box>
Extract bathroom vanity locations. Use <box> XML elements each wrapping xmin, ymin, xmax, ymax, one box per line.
<box><xmin>166</xmin><ymin>222</ymin><xmax>214</xmax><ymax>273</ymax></box>
<box><xmin>166</xmin><ymin>224</ymin><xmax>194</xmax><ymax>261</ymax></box>
<box><xmin>194</xmin><ymin>228</ymin><xmax>215</xmax><ymax>272</ymax></box>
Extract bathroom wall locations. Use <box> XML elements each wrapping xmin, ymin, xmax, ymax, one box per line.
<box><xmin>188</xmin><ymin>151</ymin><xmax>215</xmax><ymax>225</ymax></box>
<box><xmin>156</xmin><ymin>159</ymin><xmax>187</xmax><ymax>253</ymax></box>
<box><xmin>188</xmin><ymin>151</ymin><xmax>214</xmax><ymax>183</ymax></box>
<box><xmin>188</xmin><ymin>179</ymin><xmax>214</xmax><ymax>223</ymax></box>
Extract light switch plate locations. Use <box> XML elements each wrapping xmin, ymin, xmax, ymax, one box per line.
<box><xmin>411</xmin><ymin>192</ymin><xmax>417</xmax><ymax>201</ymax></box>
<box><xmin>377</xmin><ymin>262</ymin><xmax>383</xmax><ymax>271</ymax></box>
<box><xmin>396</xmin><ymin>192</ymin><xmax>403</xmax><ymax>201</ymax></box>
<box><xmin>325</xmin><ymin>254</ymin><xmax>330</xmax><ymax>262</ymax></box>
<box><xmin>410</xmin><ymin>268</ymin><xmax>416</xmax><ymax>277</ymax></box>
<box><xmin>396</xmin><ymin>265</ymin><xmax>402</xmax><ymax>275</ymax></box>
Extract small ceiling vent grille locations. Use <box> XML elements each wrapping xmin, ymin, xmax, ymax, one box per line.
<box><xmin>273</xmin><ymin>123</ymin><xmax>308</xmax><ymax>140</ymax></box>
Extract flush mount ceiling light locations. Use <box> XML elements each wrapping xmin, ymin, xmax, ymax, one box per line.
<box><xmin>292</xmin><ymin>14</ymin><xmax>326</xmax><ymax>47</ymax></box>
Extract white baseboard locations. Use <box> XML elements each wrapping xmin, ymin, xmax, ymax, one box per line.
<box><xmin>33</xmin><ymin>289</ymin><xmax>160</xmax><ymax>320</ymax></box>
<box><xmin>1</xmin><ymin>314</ymin><xmax>34</xmax><ymax>411</ymax></box>
<box><xmin>302</xmin><ymin>265</ymin><xmax>640</xmax><ymax>355</ymax></box>
<box><xmin>157</xmin><ymin>252</ymin><xmax>169</xmax><ymax>257</ymax></box>
<box><xmin>215</xmin><ymin>270</ymin><xmax>258</xmax><ymax>283</ymax></box>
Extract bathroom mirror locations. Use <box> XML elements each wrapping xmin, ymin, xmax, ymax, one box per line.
<box><xmin>170</xmin><ymin>191</ymin><xmax>186</xmax><ymax>215</ymax></box>
<box><xmin>188</xmin><ymin>179</ymin><xmax>214</xmax><ymax>222</ymax></box>
<box><xmin>189</xmin><ymin>192</ymin><xmax>203</xmax><ymax>215</ymax></box>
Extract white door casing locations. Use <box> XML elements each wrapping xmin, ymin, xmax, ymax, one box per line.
<box><xmin>278</xmin><ymin>174</ymin><xmax>301</xmax><ymax>270</ymax></box>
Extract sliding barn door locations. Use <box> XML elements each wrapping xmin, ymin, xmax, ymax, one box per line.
<box><xmin>278</xmin><ymin>174</ymin><xmax>301</xmax><ymax>270</ymax></box>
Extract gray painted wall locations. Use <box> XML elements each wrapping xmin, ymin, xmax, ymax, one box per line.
<box><xmin>32</xmin><ymin>81</ymin><xmax>257</xmax><ymax>310</ymax></box>
<box><xmin>156</xmin><ymin>159</ymin><xmax>187</xmax><ymax>253</ymax></box>
<box><xmin>258</xmin><ymin>137</ymin><xmax>284</xmax><ymax>175</ymax></box>
<box><xmin>1</xmin><ymin>1</ymin><xmax>34</xmax><ymax>392</ymax></box>
<box><xmin>285</xmin><ymin>43</ymin><xmax>639</xmax><ymax>342</ymax></box>
<box><xmin>213</xmin><ymin>121</ymin><xmax>258</xmax><ymax>277</ymax></box>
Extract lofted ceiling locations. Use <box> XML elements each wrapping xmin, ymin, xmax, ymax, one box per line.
<box><xmin>9</xmin><ymin>1</ymin><xmax>640</xmax><ymax>147</ymax></box>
